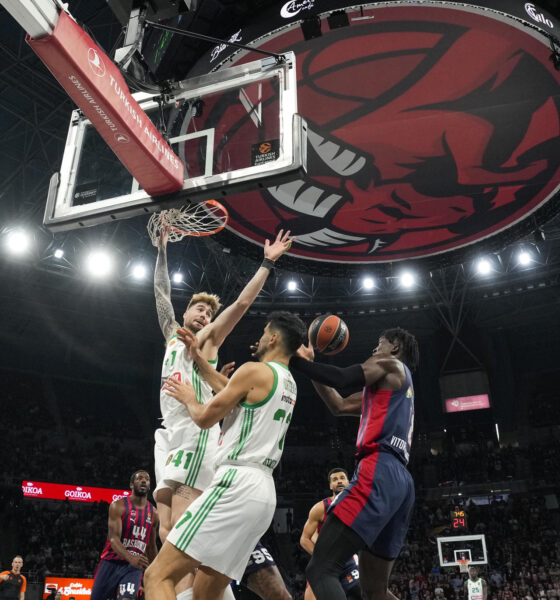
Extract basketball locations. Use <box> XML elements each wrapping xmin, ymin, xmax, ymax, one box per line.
<box><xmin>308</xmin><ymin>314</ymin><xmax>350</xmax><ymax>356</ymax></box>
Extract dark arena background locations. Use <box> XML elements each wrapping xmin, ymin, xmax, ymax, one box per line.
<box><xmin>1</xmin><ymin>1</ymin><xmax>560</xmax><ymax>599</ymax></box>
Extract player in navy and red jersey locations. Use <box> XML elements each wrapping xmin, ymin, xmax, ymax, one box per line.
<box><xmin>290</xmin><ymin>327</ymin><xmax>419</xmax><ymax>600</ymax></box>
<box><xmin>91</xmin><ymin>471</ymin><xmax>158</xmax><ymax>600</ymax></box>
<box><xmin>301</xmin><ymin>469</ymin><xmax>360</xmax><ymax>600</ymax></box>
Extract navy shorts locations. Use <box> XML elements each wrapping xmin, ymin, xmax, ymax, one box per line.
<box><xmin>340</xmin><ymin>556</ymin><xmax>360</xmax><ymax>593</ymax></box>
<box><xmin>241</xmin><ymin>541</ymin><xmax>276</xmax><ymax>583</ymax></box>
<box><xmin>91</xmin><ymin>560</ymin><xmax>143</xmax><ymax>600</ymax></box>
<box><xmin>331</xmin><ymin>450</ymin><xmax>415</xmax><ymax>559</ymax></box>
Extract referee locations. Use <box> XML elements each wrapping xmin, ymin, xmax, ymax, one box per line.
<box><xmin>0</xmin><ymin>556</ymin><xmax>26</xmax><ymax>600</ymax></box>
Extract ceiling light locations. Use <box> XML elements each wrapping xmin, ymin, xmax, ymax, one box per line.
<box><xmin>172</xmin><ymin>272</ymin><xmax>183</xmax><ymax>283</ymax></box>
<box><xmin>287</xmin><ymin>280</ymin><xmax>297</xmax><ymax>291</ymax></box>
<box><xmin>132</xmin><ymin>263</ymin><xmax>147</xmax><ymax>280</ymax></box>
<box><xmin>400</xmin><ymin>272</ymin><xmax>415</xmax><ymax>288</ymax></box>
<box><xmin>5</xmin><ymin>230</ymin><xmax>31</xmax><ymax>255</ymax></box>
<box><xmin>362</xmin><ymin>277</ymin><xmax>374</xmax><ymax>290</ymax></box>
<box><xmin>476</xmin><ymin>258</ymin><xmax>492</xmax><ymax>275</ymax></box>
<box><xmin>85</xmin><ymin>250</ymin><xmax>113</xmax><ymax>278</ymax></box>
<box><xmin>54</xmin><ymin>248</ymin><xmax>64</xmax><ymax>259</ymax></box>
<box><xmin>518</xmin><ymin>251</ymin><xmax>532</xmax><ymax>266</ymax></box>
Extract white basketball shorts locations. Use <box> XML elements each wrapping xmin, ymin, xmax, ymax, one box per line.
<box><xmin>167</xmin><ymin>463</ymin><xmax>276</xmax><ymax>581</ymax></box>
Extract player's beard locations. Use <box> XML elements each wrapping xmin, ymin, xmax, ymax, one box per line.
<box><xmin>253</xmin><ymin>344</ymin><xmax>265</xmax><ymax>362</ymax></box>
<box><xmin>134</xmin><ymin>485</ymin><xmax>148</xmax><ymax>497</ymax></box>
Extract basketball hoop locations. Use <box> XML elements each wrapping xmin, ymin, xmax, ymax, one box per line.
<box><xmin>148</xmin><ymin>199</ymin><xmax>229</xmax><ymax>245</ymax></box>
<box><xmin>458</xmin><ymin>559</ymin><xmax>470</xmax><ymax>574</ymax></box>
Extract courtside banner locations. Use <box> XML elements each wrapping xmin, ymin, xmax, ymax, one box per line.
<box><xmin>27</xmin><ymin>10</ymin><xmax>184</xmax><ymax>196</ymax></box>
<box><xmin>22</xmin><ymin>480</ymin><xmax>130</xmax><ymax>503</ymax></box>
<box><xmin>43</xmin><ymin>578</ymin><xmax>93</xmax><ymax>599</ymax></box>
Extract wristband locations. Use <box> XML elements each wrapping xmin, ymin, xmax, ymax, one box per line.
<box><xmin>261</xmin><ymin>258</ymin><xmax>276</xmax><ymax>270</ymax></box>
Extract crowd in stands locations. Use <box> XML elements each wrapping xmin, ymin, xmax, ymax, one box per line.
<box><xmin>0</xmin><ymin>368</ymin><xmax>559</xmax><ymax>600</ymax></box>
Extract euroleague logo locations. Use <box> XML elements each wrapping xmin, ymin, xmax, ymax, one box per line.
<box><xmin>206</xmin><ymin>6</ymin><xmax>560</xmax><ymax>263</ymax></box>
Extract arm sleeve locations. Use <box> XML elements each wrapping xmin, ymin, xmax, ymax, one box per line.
<box><xmin>289</xmin><ymin>356</ymin><xmax>365</xmax><ymax>389</ymax></box>
<box><xmin>20</xmin><ymin>576</ymin><xmax>26</xmax><ymax>593</ymax></box>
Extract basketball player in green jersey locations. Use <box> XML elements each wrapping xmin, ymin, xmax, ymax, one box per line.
<box><xmin>144</xmin><ymin>311</ymin><xmax>305</xmax><ymax>600</ymax></box>
<box><xmin>153</xmin><ymin>226</ymin><xmax>293</xmax><ymax>600</ymax></box>
<box><xmin>464</xmin><ymin>567</ymin><xmax>487</xmax><ymax>600</ymax></box>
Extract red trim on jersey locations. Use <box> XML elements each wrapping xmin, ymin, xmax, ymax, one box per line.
<box><xmin>333</xmin><ymin>451</ymin><xmax>379</xmax><ymax>526</ymax></box>
<box><xmin>317</xmin><ymin>497</ymin><xmax>333</xmax><ymax>535</ymax></box>
<box><xmin>357</xmin><ymin>389</ymin><xmax>391</xmax><ymax>457</ymax></box>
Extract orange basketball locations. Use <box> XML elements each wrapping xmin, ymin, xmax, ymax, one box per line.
<box><xmin>308</xmin><ymin>314</ymin><xmax>349</xmax><ymax>356</ymax></box>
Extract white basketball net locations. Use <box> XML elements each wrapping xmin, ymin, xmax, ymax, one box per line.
<box><xmin>147</xmin><ymin>200</ymin><xmax>228</xmax><ymax>246</ymax></box>
<box><xmin>458</xmin><ymin>560</ymin><xmax>470</xmax><ymax>573</ymax></box>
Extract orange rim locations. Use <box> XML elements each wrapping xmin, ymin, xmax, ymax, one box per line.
<box><xmin>167</xmin><ymin>199</ymin><xmax>229</xmax><ymax>237</ymax></box>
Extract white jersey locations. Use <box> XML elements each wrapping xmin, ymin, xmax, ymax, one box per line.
<box><xmin>159</xmin><ymin>333</ymin><xmax>217</xmax><ymax>429</ymax></box>
<box><xmin>468</xmin><ymin>578</ymin><xmax>484</xmax><ymax>600</ymax></box>
<box><xmin>155</xmin><ymin>333</ymin><xmax>220</xmax><ymax>492</ymax></box>
<box><xmin>217</xmin><ymin>361</ymin><xmax>297</xmax><ymax>470</ymax></box>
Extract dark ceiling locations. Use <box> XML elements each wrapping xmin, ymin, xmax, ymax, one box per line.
<box><xmin>0</xmin><ymin>0</ymin><xmax>559</xmax><ymax>317</ymax></box>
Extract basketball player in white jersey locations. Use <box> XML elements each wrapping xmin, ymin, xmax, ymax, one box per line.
<box><xmin>144</xmin><ymin>311</ymin><xmax>306</xmax><ymax>600</ymax></box>
<box><xmin>464</xmin><ymin>567</ymin><xmax>487</xmax><ymax>600</ymax></box>
<box><xmin>153</xmin><ymin>226</ymin><xmax>293</xmax><ymax>599</ymax></box>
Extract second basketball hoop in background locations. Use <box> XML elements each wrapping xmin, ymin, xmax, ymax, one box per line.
<box><xmin>308</xmin><ymin>314</ymin><xmax>349</xmax><ymax>356</ymax></box>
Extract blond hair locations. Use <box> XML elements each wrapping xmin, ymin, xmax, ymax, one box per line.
<box><xmin>188</xmin><ymin>292</ymin><xmax>222</xmax><ymax>318</ymax></box>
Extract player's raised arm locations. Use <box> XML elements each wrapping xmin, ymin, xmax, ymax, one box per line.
<box><xmin>200</xmin><ymin>230</ymin><xmax>294</xmax><ymax>352</ymax></box>
<box><xmin>289</xmin><ymin>342</ymin><xmax>366</xmax><ymax>389</ymax></box>
<box><xmin>108</xmin><ymin>501</ymin><xmax>149</xmax><ymax>569</ymax></box>
<box><xmin>153</xmin><ymin>225</ymin><xmax>180</xmax><ymax>341</ymax></box>
<box><xmin>300</xmin><ymin>501</ymin><xmax>325</xmax><ymax>555</ymax></box>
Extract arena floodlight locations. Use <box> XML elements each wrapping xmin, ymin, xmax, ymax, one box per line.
<box><xmin>476</xmin><ymin>258</ymin><xmax>492</xmax><ymax>275</ymax></box>
<box><xmin>287</xmin><ymin>280</ymin><xmax>297</xmax><ymax>291</ymax></box>
<box><xmin>85</xmin><ymin>249</ymin><xmax>113</xmax><ymax>278</ymax></box>
<box><xmin>54</xmin><ymin>248</ymin><xmax>64</xmax><ymax>258</ymax></box>
<box><xmin>132</xmin><ymin>263</ymin><xmax>147</xmax><ymax>280</ymax></box>
<box><xmin>362</xmin><ymin>276</ymin><xmax>375</xmax><ymax>290</ymax></box>
<box><xmin>172</xmin><ymin>272</ymin><xmax>183</xmax><ymax>283</ymax></box>
<box><xmin>5</xmin><ymin>230</ymin><xmax>32</xmax><ymax>255</ymax></box>
<box><xmin>517</xmin><ymin>250</ymin><xmax>532</xmax><ymax>266</ymax></box>
<box><xmin>400</xmin><ymin>272</ymin><xmax>415</xmax><ymax>288</ymax></box>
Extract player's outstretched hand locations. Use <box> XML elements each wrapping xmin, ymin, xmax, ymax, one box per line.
<box><xmin>165</xmin><ymin>375</ymin><xmax>195</xmax><ymax>407</ymax></box>
<box><xmin>0</xmin><ymin>574</ymin><xmax>9</xmax><ymax>582</ymax></box>
<box><xmin>296</xmin><ymin>341</ymin><xmax>315</xmax><ymax>362</ymax></box>
<box><xmin>128</xmin><ymin>554</ymin><xmax>149</xmax><ymax>570</ymax></box>
<box><xmin>220</xmin><ymin>361</ymin><xmax>235</xmax><ymax>378</ymax></box>
<box><xmin>177</xmin><ymin>327</ymin><xmax>200</xmax><ymax>359</ymax></box>
<box><xmin>264</xmin><ymin>229</ymin><xmax>295</xmax><ymax>262</ymax></box>
<box><xmin>157</xmin><ymin>224</ymin><xmax>170</xmax><ymax>249</ymax></box>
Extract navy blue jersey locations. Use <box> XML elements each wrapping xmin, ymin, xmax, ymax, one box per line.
<box><xmin>356</xmin><ymin>362</ymin><xmax>414</xmax><ymax>464</ymax></box>
<box><xmin>101</xmin><ymin>498</ymin><xmax>154</xmax><ymax>561</ymax></box>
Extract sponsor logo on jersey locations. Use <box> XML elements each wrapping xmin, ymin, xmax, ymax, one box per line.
<box><xmin>406</xmin><ymin>386</ymin><xmax>413</xmax><ymax>398</ymax></box>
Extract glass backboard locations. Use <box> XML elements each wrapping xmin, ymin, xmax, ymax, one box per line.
<box><xmin>44</xmin><ymin>52</ymin><xmax>306</xmax><ymax>230</ymax></box>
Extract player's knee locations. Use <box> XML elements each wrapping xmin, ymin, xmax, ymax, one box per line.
<box><xmin>143</xmin><ymin>563</ymin><xmax>159</xmax><ymax>591</ymax></box>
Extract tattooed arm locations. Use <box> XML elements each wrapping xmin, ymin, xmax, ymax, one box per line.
<box><xmin>154</xmin><ymin>226</ymin><xmax>180</xmax><ymax>341</ymax></box>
